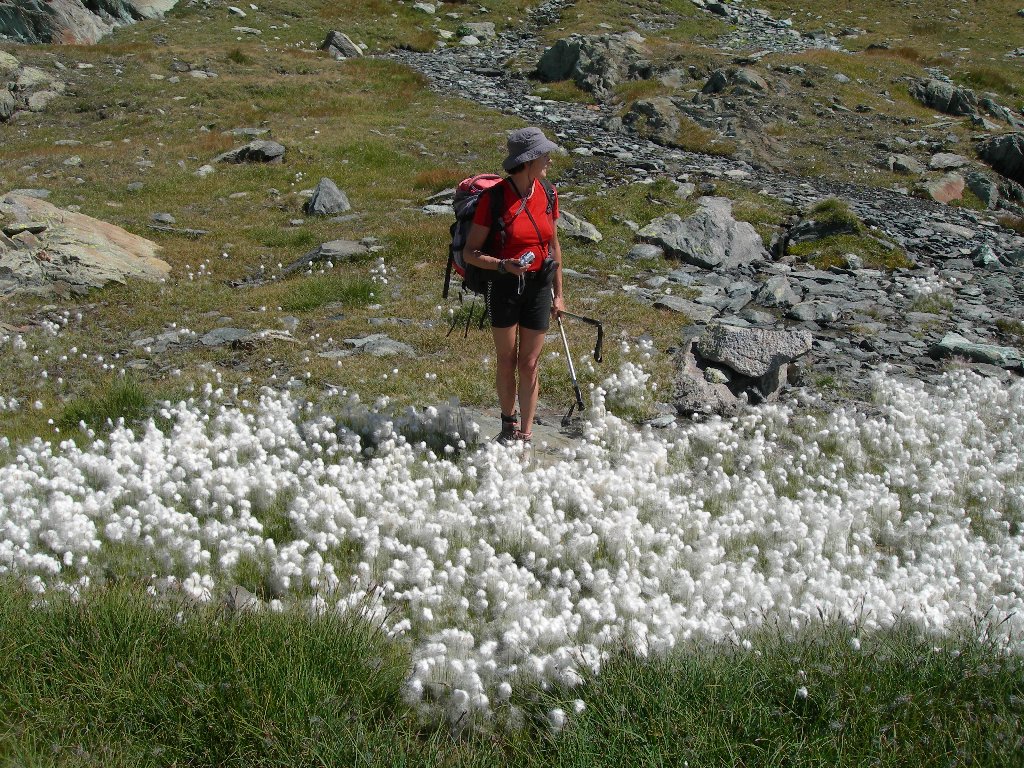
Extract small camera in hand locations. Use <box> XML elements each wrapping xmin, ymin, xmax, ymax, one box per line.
<box><xmin>518</xmin><ymin>251</ymin><xmax>536</xmax><ymax>267</ymax></box>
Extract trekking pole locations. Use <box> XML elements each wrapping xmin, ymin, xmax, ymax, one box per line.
<box><xmin>556</xmin><ymin>312</ymin><xmax>586</xmax><ymax>427</ymax></box>
<box><xmin>558</xmin><ymin>310</ymin><xmax>603</xmax><ymax>363</ymax></box>
<box><xmin>443</xmin><ymin>252</ymin><xmax>454</xmax><ymax>299</ymax></box>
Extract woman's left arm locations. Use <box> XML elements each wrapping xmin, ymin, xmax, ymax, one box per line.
<box><xmin>550</xmin><ymin>229</ymin><xmax>565</xmax><ymax>316</ymax></box>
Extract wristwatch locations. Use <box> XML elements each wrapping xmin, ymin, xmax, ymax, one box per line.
<box><xmin>497</xmin><ymin>259</ymin><xmax>507</xmax><ymax>274</ymax></box>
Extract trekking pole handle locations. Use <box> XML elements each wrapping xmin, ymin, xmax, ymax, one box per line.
<box><xmin>559</xmin><ymin>310</ymin><xmax>603</xmax><ymax>363</ymax></box>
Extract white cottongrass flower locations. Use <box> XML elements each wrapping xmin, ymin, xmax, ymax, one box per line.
<box><xmin>0</xmin><ymin>368</ymin><xmax>1022</xmax><ymax>730</ymax></box>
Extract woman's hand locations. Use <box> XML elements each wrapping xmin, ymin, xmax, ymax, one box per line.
<box><xmin>503</xmin><ymin>259</ymin><xmax>528</xmax><ymax>276</ymax></box>
<box><xmin>551</xmin><ymin>293</ymin><xmax>566</xmax><ymax>317</ymax></box>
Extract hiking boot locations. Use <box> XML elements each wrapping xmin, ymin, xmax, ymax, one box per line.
<box><xmin>496</xmin><ymin>412</ymin><xmax>518</xmax><ymax>445</ymax></box>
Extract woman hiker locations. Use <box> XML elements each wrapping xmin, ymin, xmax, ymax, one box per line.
<box><xmin>463</xmin><ymin>127</ymin><xmax>565</xmax><ymax>445</ymax></box>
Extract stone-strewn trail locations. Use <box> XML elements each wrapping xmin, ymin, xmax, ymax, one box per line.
<box><xmin>390</xmin><ymin>0</ymin><xmax>1024</xmax><ymax>404</ymax></box>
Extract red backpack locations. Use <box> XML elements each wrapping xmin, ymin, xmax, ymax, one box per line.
<box><xmin>443</xmin><ymin>174</ymin><xmax>555</xmax><ymax>298</ymax></box>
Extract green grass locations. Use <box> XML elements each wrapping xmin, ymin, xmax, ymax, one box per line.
<box><xmin>1</xmin><ymin>580</ymin><xmax>1021</xmax><ymax>766</ymax></box>
<box><xmin>277</xmin><ymin>275</ymin><xmax>376</xmax><ymax>313</ymax></box>
<box><xmin>806</xmin><ymin>198</ymin><xmax>862</xmax><ymax>232</ymax></box>
<box><xmin>997</xmin><ymin>214</ymin><xmax>1024</xmax><ymax>236</ymax></box>
<box><xmin>909</xmin><ymin>293</ymin><xmax>955</xmax><ymax>315</ymax></box>
<box><xmin>996</xmin><ymin>318</ymin><xmax>1024</xmax><ymax>348</ymax></box>
<box><xmin>0</xmin><ymin>581</ymin><xmax>412</xmax><ymax>767</ymax></box>
<box><xmin>789</xmin><ymin>233</ymin><xmax>913</xmax><ymax>271</ymax></box>
<box><xmin>787</xmin><ymin>199</ymin><xmax>912</xmax><ymax>270</ymax></box>
<box><xmin>531</xmin><ymin>80</ymin><xmax>596</xmax><ymax>105</ymax></box>
<box><xmin>57</xmin><ymin>377</ymin><xmax>152</xmax><ymax>432</ymax></box>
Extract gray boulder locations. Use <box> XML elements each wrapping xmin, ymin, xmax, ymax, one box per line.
<box><xmin>672</xmin><ymin>339</ymin><xmax>738</xmax><ymax>416</ymax></box>
<box><xmin>304</xmin><ymin>178</ymin><xmax>351</xmax><ymax>216</ymax></box>
<box><xmin>200</xmin><ymin>327</ymin><xmax>251</xmax><ymax>347</ymax></box>
<box><xmin>980</xmin><ymin>97</ymin><xmax>1024</xmax><ymax>129</ymax></box>
<box><xmin>282</xmin><ymin>238</ymin><xmax>368</xmax><ymax>276</ymax></box>
<box><xmin>929</xmin><ymin>332</ymin><xmax>1022</xmax><ymax>369</ymax></box>
<box><xmin>1001</xmin><ymin>247</ymin><xmax>1024</xmax><ymax>267</ymax></box>
<box><xmin>909</xmin><ymin>78</ymin><xmax>978</xmax><ymax>117</ymax></box>
<box><xmin>929</xmin><ymin>152</ymin><xmax>970</xmax><ymax>170</ymax></box>
<box><xmin>627</xmin><ymin>243</ymin><xmax>663</xmax><ymax>260</ymax></box>
<box><xmin>0</xmin><ymin>49</ymin><xmax>18</xmax><ymax>76</ymax></box>
<box><xmin>887</xmin><ymin>154</ymin><xmax>925</xmax><ymax>175</ymax></box>
<box><xmin>654</xmin><ymin>295</ymin><xmax>717</xmax><ymax>322</ymax></box>
<box><xmin>787</xmin><ymin>301</ymin><xmax>842</xmax><ymax>324</ymax></box>
<box><xmin>536</xmin><ymin>33</ymin><xmax>652</xmax><ymax>99</ymax></box>
<box><xmin>557</xmin><ymin>211</ymin><xmax>602</xmax><ymax>242</ymax></box>
<box><xmin>0</xmin><ymin>89</ymin><xmax>14</xmax><ymax>122</ymax></box>
<box><xmin>755</xmin><ymin>275</ymin><xmax>802</xmax><ymax>308</ymax></box>
<box><xmin>320</xmin><ymin>30</ymin><xmax>362</xmax><ymax>59</ymax></box>
<box><xmin>621</xmin><ymin>97</ymin><xmax>681</xmax><ymax>146</ymax></box>
<box><xmin>0</xmin><ymin>54</ymin><xmax>65</xmax><ymax>122</ymax></box>
<box><xmin>214</xmin><ymin>140</ymin><xmax>286</xmax><ymax>164</ymax></box>
<box><xmin>733</xmin><ymin>68</ymin><xmax>768</xmax><ymax>91</ymax></box>
<box><xmin>672</xmin><ymin>324</ymin><xmax>813</xmax><ymax>415</ymax></box>
<box><xmin>344</xmin><ymin>333</ymin><xmax>415</xmax><ymax>357</ymax></box>
<box><xmin>638</xmin><ymin>197</ymin><xmax>767</xmax><ymax>270</ymax></box>
<box><xmin>966</xmin><ymin>171</ymin><xmax>1001</xmax><ymax>208</ymax></box>
<box><xmin>696</xmin><ymin>323</ymin><xmax>813</xmax><ymax>378</ymax></box>
<box><xmin>978</xmin><ymin>132</ymin><xmax>1024</xmax><ymax>185</ymax></box>
<box><xmin>702</xmin><ymin>69</ymin><xmax>731</xmax><ymax>94</ymax></box>
<box><xmin>462</xmin><ymin>22</ymin><xmax>496</xmax><ymax>39</ymax></box>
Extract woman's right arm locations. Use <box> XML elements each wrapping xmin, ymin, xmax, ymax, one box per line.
<box><xmin>464</xmin><ymin>223</ymin><xmax>526</xmax><ymax>275</ymax></box>
<box><xmin>463</xmin><ymin>222</ymin><xmax>499</xmax><ymax>269</ymax></box>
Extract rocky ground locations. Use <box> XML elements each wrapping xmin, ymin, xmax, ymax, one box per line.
<box><xmin>2</xmin><ymin>0</ymin><xmax>1023</xmax><ymax>444</ymax></box>
<box><xmin>390</xmin><ymin>0</ymin><xmax>1024</xmax><ymax>405</ymax></box>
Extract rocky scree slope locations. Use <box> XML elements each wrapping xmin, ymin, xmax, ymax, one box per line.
<box><xmin>390</xmin><ymin>0</ymin><xmax>1024</xmax><ymax>405</ymax></box>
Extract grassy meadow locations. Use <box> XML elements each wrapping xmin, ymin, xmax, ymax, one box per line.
<box><xmin>3</xmin><ymin>580</ymin><xmax>1021</xmax><ymax>767</ymax></box>
<box><xmin>2</xmin><ymin>0</ymin><xmax>1024</xmax><ymax>764</ymax></box>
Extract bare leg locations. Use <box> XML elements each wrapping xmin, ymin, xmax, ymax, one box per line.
<box><xmin>492</xmin><ymin>324</ymin><xmax>520</xmax><ymax>419</ymax></box>
<box><xmin>516</xmin><ymin>327</ymin><xmax>546</xmax><ymax>435</ymax></box>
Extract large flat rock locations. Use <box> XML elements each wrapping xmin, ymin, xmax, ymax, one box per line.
<box><xmin>0</xmin><ymin>192</ymin><xmax>170</xmax><ymax>297</ymax></box>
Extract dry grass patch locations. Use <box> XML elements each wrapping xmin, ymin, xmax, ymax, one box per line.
<box><xmin>674</xmin><ymin>117</ymin><xmax>737</xmax><ymax>157</ymax></box>
<box><xmin>997</xmin><ymin>214</ymin><xmax>1024</xmax><ymax>236</ymax></box>
<box><xmin>412</xmin><ymin>168</ymin><xmax>467</xmax><ymax>192</ymax></box>
<box><xmin>614</xmin><ymin>78</ymin><xmax>672</xmax><ymax>106</ymax></box>
<box><xmin>863</xmin><ymin>45</ymin><xmax>938</xmax><ymax>67</ymax></box>
<box><xmin>532</xmin><ymin>80</ymin><xmax>596</xmax><ymax>105</ymax></box>
<box><xmin>551</xmin><ymin>0</ymin><xmax>729</xmax><ymax>43</ymax></box>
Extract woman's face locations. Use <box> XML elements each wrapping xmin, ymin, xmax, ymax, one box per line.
<box><xmin>528</xmin><ymin>153</ymin><xmax>552</xmax><ymax>177</ymax></box>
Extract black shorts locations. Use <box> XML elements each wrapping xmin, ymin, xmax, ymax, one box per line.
<box><xmin>486</xmin><ymin>271</ymin><xmax>553</xmax><ymax>331</ymax></box>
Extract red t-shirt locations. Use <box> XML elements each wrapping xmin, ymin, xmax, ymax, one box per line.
<box><xmin>472</xmin><ymin>179</ymin><xmax>559</xmax><ymax>272</ymax></box>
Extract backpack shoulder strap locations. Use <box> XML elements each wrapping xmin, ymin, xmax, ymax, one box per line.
<box><xmin>540</xmin><ymin>179</ymin><xmax>556</xmax><ymax>216</ymax></box>
<box><xmin>489</xmin><ymin>179</ymin><xmax>506</xmax><ymax>227</ymax></box>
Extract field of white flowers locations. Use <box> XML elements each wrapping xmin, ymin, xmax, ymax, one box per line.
<box><xmin>1</xmin><ymin>363</ymin><xmax>1022</xmax><ymax>729</ymax></box>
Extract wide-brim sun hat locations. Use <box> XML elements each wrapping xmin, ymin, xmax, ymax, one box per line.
<box><xmin>502</xmin><ymin>127</ymin><xmax>560</xmax><ymax>172</ymax></box>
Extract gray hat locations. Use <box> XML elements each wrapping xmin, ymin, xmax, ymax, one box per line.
<box><xmin>502</xmin><ymin>127</ymin><xmax>559</xmax><ymax>172</ymax></box>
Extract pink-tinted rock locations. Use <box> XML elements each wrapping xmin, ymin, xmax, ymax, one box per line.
<box><xmin>918</xmin><ymin>173</ymin><xmax>965</xmax><ymax>204</ymax></box>
<box><xmin>0</xmin><ymin>193</ymin><xmax>170</xmax><ymax>297</ymax></box>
